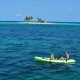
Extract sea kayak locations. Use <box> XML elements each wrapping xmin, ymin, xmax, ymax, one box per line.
<box><xmin>34</xmin><ymin>56</ymin><xmax>76</xmax><ymax>64</ymax></box>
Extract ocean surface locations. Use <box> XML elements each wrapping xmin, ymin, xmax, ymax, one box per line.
<box><xmin>0</xmin><ymin>22</ymin><xmax>80</xmax><ymax>80</ymax></box>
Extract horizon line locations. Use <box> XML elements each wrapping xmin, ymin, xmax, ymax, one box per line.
<box><xmin>0</xmin><ymin>21</ymin><xmax>80</xmax><ymax>23</ymax></box>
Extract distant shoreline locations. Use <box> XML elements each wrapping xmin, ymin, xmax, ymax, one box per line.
<box><xmin>0</xmin><ymin>21</ymin><xmax>80</xmax><ymax>25</ymax></box>
<box><xmin>23</xmin><ymin>22</ymin><xmax>56</xmax><ymax>24</ymax></box>
<box><xmin>0</xmin><ymin>21</ymin><xmax>80</xmax><ymax>23</ymax></box>
<box><xmin>0</xmin><ymin>21</ymin><xmax>57</xmax><ymax>25</ymax></box>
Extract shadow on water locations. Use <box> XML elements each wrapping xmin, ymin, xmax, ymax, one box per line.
<box><xmin>35</xmin><ymin>61</ymin><xmax>77</xmax><ymax>74</ymax></box>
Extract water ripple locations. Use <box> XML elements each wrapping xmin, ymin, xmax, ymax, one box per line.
<box><xmin>0</xmin><ymin>24</ymin><xmax>80</xmax><ymax>80</ymax></box>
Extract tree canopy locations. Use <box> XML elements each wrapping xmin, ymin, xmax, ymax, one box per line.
<box><xmin>24</xmin><ymin>16</ymin><xmax>33</xmax><ymax>22</ymax></box>
<box><xmin>24</xmin><ymin>16</ymin><xmax>45</xmax><ymax>23</ymax></box>
<box><xmin>37</xmin><ymin>18</ymin><xmax>45</xmax><ymax>23</ymax></box>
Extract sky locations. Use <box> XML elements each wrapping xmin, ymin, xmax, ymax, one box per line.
<box><xmin>0</xmin><ymin>0</ymin><xmax>80</xmax><ymax>22</ymax></box>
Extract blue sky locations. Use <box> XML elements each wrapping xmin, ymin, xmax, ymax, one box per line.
<box><xmin>0</xmin><ymin>0</ymin><xmax>80</xmax><ymax>22</ymax></box>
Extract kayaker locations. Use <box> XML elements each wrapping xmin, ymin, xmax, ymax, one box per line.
<box><xmin>59</xmin><ymin>55</ymin><xmax>64</xmax><ymax>60</ymax></box>
<box><xmin>65</xmin><ymin>52</ymin><xmax>69</xmax><ymax>61</ymax></box>
<box><xmin>51</xmin><ymin>52</ymin><xmax>55</xmax><ymax>60</ymax></box>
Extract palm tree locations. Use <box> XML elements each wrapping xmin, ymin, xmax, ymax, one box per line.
<box><xmin>37</xmin><ymin>18</ymin><xmax>41</xmax><ymax>23</ymax></box>
<box><xmin>24</xmin><ymin>16</ymin><xmax>29</xmax><ymax>22</ymax></box>
<box><xmin>30</xmin><ymin>16</ymin><xmax>33</xmax><ymax>20</ymax></box>
<box><xmin>24</xmin><ymin>16</ymin><xmax>33</xmax><ymax>22</ymax></box>
<box><xmin>37</xmin><ymin>18</ymin><xmax>45</xmax><ymax>23</ymax></box>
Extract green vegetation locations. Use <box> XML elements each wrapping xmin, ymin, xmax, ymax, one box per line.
<box><xmin>24</xmin><ymin>16</ymin><xmax>33</xmax><ymax>22</ymax></box>
<box><xmin>24</xmin><ymin>16</ymin><xmax>45</xmax><ymax>23</ymax></box>
<box><xmin>37</xmin><ymin>18</ymin><xmax>45</xmax><ymax>23</ymax></box>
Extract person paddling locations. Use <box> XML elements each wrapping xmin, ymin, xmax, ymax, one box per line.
<box><xmin>59</xmin><ymin>55</ymin><xmax>64</xmax><ymax>60</ymax></box>
<box><xmin>65</xmin><ymin>52</ymin><xmax>69</xmax><ymax>61</ymax></box>
<box><xmin>44</xmin><ymin>52</ymin><xmax>54</xmax><ymax>60</ymax></box>
<box><xmin>51</xmin><ymin>52</ymin><xmax>55</xmax><ymax>60</ymax></box>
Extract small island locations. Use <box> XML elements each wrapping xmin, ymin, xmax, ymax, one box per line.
<box><xmin>24</xmin><ymin>16</ymin><xmax>45</xmax><ymax>23</ymax></box>
<box><xmin>24</xmin><ymin>16</ymin><xmax>56</xmax><ymax>24</ymax></box>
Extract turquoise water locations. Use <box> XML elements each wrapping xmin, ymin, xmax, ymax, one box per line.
<box><xmin>0</xmin><ymin>22</ymin><xmax>80</xmax><ymax>80</ymax></box>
